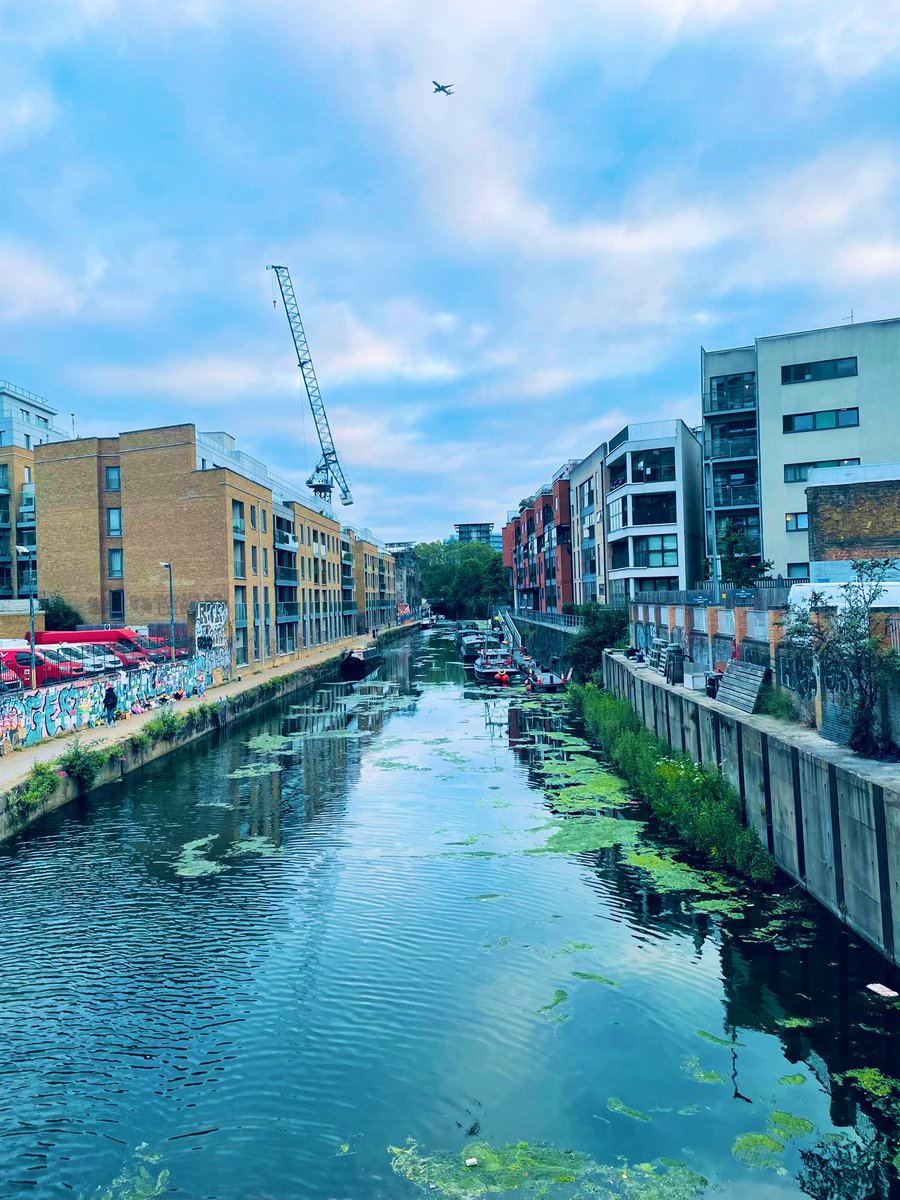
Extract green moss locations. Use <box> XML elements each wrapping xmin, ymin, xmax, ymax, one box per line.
<box><xmin>531</xmin><ymin>815</ymin><xmax>644</xmax><ymax>854</ymax></box>
<box><xmin>607</xmin><ymin>1097</ymin><xmax>649</xmax><ymax>1122</ymax></box>
<box><xmin>768</xmin><ymin>1110</ymin><xmax>815</xmax><ymax>1140</ymax></box>
<box><xmin>731</xmin><ymin>1132</ymin><xmax>784</xmax><ymax>1169</ymax></box>
<box><xmin>779</xmin><ymin>1074</ymin><xmax>806</xmax><ymax>1086</ymax></box>
<box><xmin>697</xmin><ymin>1029</ymin><xmax>743</xmax><ymax>1047</ymax></box>
<box><xmin>840</xmin><ymin>1067</ymin><xmax>900</xmax><ymax>1099</ymax></box>
<box><xmin>572</xmin><ymin>971</ymin><xmax>618</xmax><ymax>986</ymax></box>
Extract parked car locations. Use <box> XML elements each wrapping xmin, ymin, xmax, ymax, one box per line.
<box><xmin>56</xmin><ymin>644</ymin><xmax>121</xmax><ymax>675</ymax></box>
<box><xmin>0</xmin><ymin>649</ymin><xmax>85</xmax><ymax>688</ymax></box>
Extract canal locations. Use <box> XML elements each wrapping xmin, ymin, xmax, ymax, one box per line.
<box><xmin>1</xmin><ymin>630</ymin><xmax>899</xmax><ymax>1198</ymax></box>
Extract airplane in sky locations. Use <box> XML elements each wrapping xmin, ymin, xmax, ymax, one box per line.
<box><xmin>432</xmin><ymin>81</ymin><xmax>454</xmax><ymax>95</ymax></box>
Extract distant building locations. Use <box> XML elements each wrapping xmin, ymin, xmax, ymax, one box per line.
<box><xmin>452</xmin><ymin>522</ymin><xmax>502</xmax><ymax>552</ymax></box>
<box><xmin>806</xmin><ymin>463</ymin><xmax>900</xmax><ymax>583</ymax></box>
<box><xmin>604</xmin><ymin>420</ymin><xmax>703</xmax><ymax>601</ymax></box>
<box><xmin>384</xmin><ymin>542</ymin><xmax>423</xmax><ymax>616</ymax></box>
<box><xmin>570</xmin><ymin>442</ymin><xmax>608</xmax><ymax>605</ymax></box>
<box><xmin>502</xmin><ymin>462</ymin><xmax>578</xmax><ymax>614</ymax></box>
<box><xmin>702</xmin><ymin>316</ymin><xmax>900</xmax><ymax>581</ymax></box>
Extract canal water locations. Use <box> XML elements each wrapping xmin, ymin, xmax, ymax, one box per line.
<box><xmin>1</xmin><ymin>631</ymin><xmax>899</xmax><ymax>1199</ymax></box>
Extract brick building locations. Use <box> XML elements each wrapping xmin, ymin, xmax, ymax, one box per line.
<box><xmin>503</xmin><ymin>462</ymin><xmax>576</xmax><ymax>614</ymax></box>
<box><xmin>806</xmin><ymin>463</ymin><xmax>900</xmax><ymax>582</ymax></box>
<box><xmin>35</xmin><ymin>424</ymin><xmax>394</xmax><ymax>672</ymax></box>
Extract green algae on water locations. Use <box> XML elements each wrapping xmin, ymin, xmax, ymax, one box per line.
<box><xmin>840</xmin><ymin>1067</ymin><xmax>900</xmax><ymax>1099</ymax></box>
<box><xmin>692</xmin><ymin>897</ymin><xmax>747</xmax><ymax>919</ymax></box>
<box><xmin>78</xmin><ymin>1143</ymin><xmax>169</xmax><ymax>1199</ymax></box>
<box><xmin>224</xmin><ymin>836</ymin><xmax>281</xmax><ymax>858</ymax></box>
<box><xmin>697</xmin><ymin>1028</ymin><xmax>743</xmax><ymax>1047</ymax></box>
<box><xmin>549</xmin><ymin>778</ymin><xmax>632</xmax><ymax>813</ymax></box>
<box><xmin>682</xmin><ymin>1056</ymin><xmax>724</xmax><ymax>1084</ymax></box>
<box><xmin>622</xmin><ymin>849</ymin><xmax>708</xmax><ymax>893</ymax></box>
<box><xmin>388</xmin><ymin>1137</ymin><xmax>593</xmax><ymax>1197</ymax></box>
<box><xmin>607</xmin><ymin>1097</ymin><xmax>650</xmax><ymax>1122</ymax></box>
<box><xmin>538</xmin><ymin>989</ymin><xmax>569</xmax><ymax>1018</ymax></box>
<box><xmin>572</xmin><ymin>971</ymin><xmax>618</xmax><ymax>986</ymax></box>
<box><xmin>732</xmin><ymin>1132</ymin><xmax>784</xmax><ymax>1169</ymax></box>
<box><xmin>227</xmin><ymin>761</ymin><xmax>282</xmax><ymax>779</ymax></box>
<box><xmin>246</xmin><ymin>733</ymin><xmax>292</xmax><ymax>753</ymax></box>
<box><xmin>467</xmin><ymin>893</ymin><xmax>505</xmax><ymax>902</ymax></box>
<box><xmin>532</xmin><ymin>815</ymin><xmax>644</xmax><ymax>854</ymax></box>
<box><xmin>175</xmin><ymin>836</ymin><xmax>225</xmax><ymax>878</ymax></box>
<box><xmin>775</xmin><ymin>1016</ymin><xmax>820</xmax><ymax>1029</ymax></box>
<box><xmin>373</xmin><ymin>759</ymin><xmax>431</xmax><ymax>772</ymax></box>
<box><xmin>779</xmin><ymin>1073</ymin><xmax>806</xmax><ymax>1086</ymax></box>
<box><xmin>769</xmin><ymin>1110</ymin><xmax>815</xmax><ymax>1140</ymax></box>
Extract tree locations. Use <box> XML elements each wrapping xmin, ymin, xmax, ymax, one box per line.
<box><xmin>40</xmin><ymin>594</ymin><xmax>85</xmax><ymax>631</ymax></box>
<box><xmin>568</xmin><ymin>605</ymin><xmax>629</xmax><ymax>682</ymax></box>
<box><xmin>780</xmin><ymin>558</ymin><xmax>898</xmax><ymax>757</ymax></box>
<box><xmin>717</xmin><ymin>519</ymin><xmax>773</xmax><ymax>588</ymax></box>
<box><xmin>414</xmin><ymin>541</ymin><xmax>510</xmax><ymax>619</ymax></box>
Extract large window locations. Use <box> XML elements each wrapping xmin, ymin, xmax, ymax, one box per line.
<box><xmin>785</xmin><ymin>512</ymin><xmax>809</xmax><ymax>532</ymax></box>
<box><xmin>781</xmin><ymin>357</ymin><xmax>857</xmax><ymax>385</ymax></box>
<box><xmin>105</xmin><ymin>466</ymin><xmax>120</xmax><ymax>491</ymax></box>
<box><xmin>784</xmin><ymin>457</ymin><xmax>860</xmax><ymax>482</ymax></box>
<box><xmin>631</xmin><ymin>447</ymin><xmax>675</xmax><ymax>484</ymax></box>
<box><xmin>106</xmin><ymin>507</ymin><xmax>122</xmax><ymax>536</ymax></box>
<box><xmin>633</xmin><ymin>534</ymin><xmax>678</xmax><ymax>568</ymax></box>
<box><xmin>634</xmin><ymin>576</ymin><xmax>678</xmax><ymax>593</ymax></box>
<box><xmin>608</xmin><ymin>496</ymin><xmax>627</xmax><ymax>533</ymax></box>
<box><xmin>109</xmin><ymin>589</ymin><xmax>125</xmax><ymax>621</ymax></box>
<box><xmin>707</xmin><ymin>372</ymin><xmax>756</xmax><ymax>412</ymax></box>
<box><xmin>783</xmin><ymin>408</ymin><xmax>858</xmax><ymax>433</ymax></box>
<box><xmin>610</xmin><ymin>540</ymin><xmax>629</xmax><ymax>570</ymax></box>
<box><xmin>107</xmin><ymin>548</ymin><xmax>123</xmax><ymax>578</ymax></box>
<box><xmin>787</xmin><ymin>562</ymin><xmax>809</xmax><ymax>579</ymax></box>
<box><xmin>631</xmin><ymin>492</ymin><xmax>676</xmax><ymax>525</ymax></box>
<box><xmin>231</xmin><ymin>499</ymin><xmax>245</xmax><ymax>532</ymax></box>
<box><xmin>608</xmin><ymin>455</ymin><xmax>627</xmax><ymax>491</ymax></box>
<box><xmin>0</xmin><ymin>465</ymin><xmax>9</xmax><ymax>489</ymax></box>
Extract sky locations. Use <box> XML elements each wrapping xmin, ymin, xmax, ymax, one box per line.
<box><xmin>2</xmin><ymin>1</ymin><xmax>900</xmax><ymax>541</ymax></box>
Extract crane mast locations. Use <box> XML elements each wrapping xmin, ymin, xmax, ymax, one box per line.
<box><xmin>267</xmin><ymin>264</ymin><xmax>353</xmax><ymax>507</ymax></box>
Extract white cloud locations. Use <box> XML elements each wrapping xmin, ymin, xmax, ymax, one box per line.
<box><xmin>0</xmin><ymin>242</ymin><xmax>84</xmax><ymax>321</ymax></box>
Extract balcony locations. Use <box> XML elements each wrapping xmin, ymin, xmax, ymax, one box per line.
<box><xmin>342</xmin><ymin>551</ymin><xmax>354</xmax><ymax>564</ymax></box>
<box><xmin>232</xmin><ymin>518</ymin><xmax>246</xmax><ymax>537</ymax></box>
<box><xmin>275</xmin><ymin>530</ymin><xmax>298</xmax><ymax>549</ymax></box>
<box><xmin>17</xmin><ymin>509</ymin><xmax>36</xmax><ymax>526</ymax></box>
<box><xmin>343</xmin><ymin>603</ymin><xmax>358</xmax><ymax>615</ymax></box>
<box><xmin>709</xmin><ymin>483</ymin><xmax>759</xmax><ymax>508</ymax></box>
<box><xmin>276</xmin><ymin>602</ymin><xmax>299</xmax><ymax>621</ymax></box>
<box><xmin>703</xmin><ymin>386</ymin><xmax>757</xmax><ymax>414</ymax></box>
<box><xmin>705</xmin><ymin>434</ymin><xmax>758</xmax><ymax>460</ymax></box>
<box><xmin>234</xmin><ymin>603</ymin><xmax>248</xmax><ymax>624</ymax></box>
<box><xmin>275</xmin><ymin>566</ymin><xmax>298</xmax><ymax>584</ymax></box>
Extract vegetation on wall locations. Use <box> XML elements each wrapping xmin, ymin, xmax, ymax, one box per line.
<box><xmin>714</xmin><ymin>520</ymin><xmax>773</xmax><ymax>588</ymax></box>
<box><xmin>567</xmin><ymin>606</ymin><xmax>630</xmax><ymax>682</ymax></box>
<box><xmin>569</xmin><ymin>682</ymin><xmax>774</xmax><ymax>881</ymax></box>
<box><xmin>415</xmin><ymin>540</ymin><xmax>510</xmax><ymax>619</ymax></box>
<box><xmin>40</xmin><ymin>594</ymin><xmax>86</xmax><ymax>631</ymax></box>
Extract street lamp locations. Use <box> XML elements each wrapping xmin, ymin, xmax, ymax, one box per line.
<box><xmin>159</xmin><ymin>562</ymin><xmax>176</xmax><ymax>662</ymax></box>
<box><xmin>16</xmin><ymin>545</ymin><xmax>36</xmax><ymax>689</ymax></box>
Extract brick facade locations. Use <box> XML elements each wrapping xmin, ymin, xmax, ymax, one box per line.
<box><xmin>808</xmin><ymin>478</ymin><xmax>900</xmax><ymax>562</ymax></box>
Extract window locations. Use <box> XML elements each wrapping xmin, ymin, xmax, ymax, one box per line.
<box><xmin>262</xmin><ymin>548</ymin><xmax>268</xmax><ymax>576</ymax></box>
<box><xmin>785</xmin><ymin>512</ymin><xmax>809</xmax><ymax>532</ymax></box>
<box><xmin>610</xmin><ymin>540</ymin><xmax>629</xmax><ymax>570</ymax></box>
<box><xmin>108</xmin><ymin>548</ymin><xmax>123</xmax><ymax>578</ymax></box>
<box><xmin>633</xmin><ymin>534</ymin><xmax>678</xmax><ymax>568</ymax></box>
<box><xmin>23</xmin><ymin>434</ymin><xmax>30</xmax><ymax>450</ymax></box>
<box><xmin>261</xmin><ymin>509</ymin><xmax>267</xmax><ymax>533</ymax></box>
<box><xmin>0</xmin><ymin>465</ymin><xmax>8</xmax><ymax>489</ymax></box>
<box><xmin>232</xmin><ymin>499</ymin><xmax>245</xmax><ymax>532</ymax></box>
<box><xmin>250</xmin><ymin>505</ymin><xmax>257</xmax><ymax>530</ymax></box>
<box><xmin>608</xmin><ymin>496</ymin><xmax>628</xmax><ymax>533</ymax></box>
<box><xmin>787</xmin><ymin>562</ymin><xmax>809</xmax><ymax>579</ymax></box>
<box><xmin>631</xmin><ymin>447</ymin><xmax>675</xmax><ymax>484</ymax></box>
<box><xmin>251</xmin><ymin>545</ymin><xmax>258</xmax><ymax>574</ymax></box>
<box><xmin>109</xmin><ymin>589</ymin><xmax>125</xmax><ymax>621</ymax></box>
<box><xmin>783</xmin><ymin>408</ymin><xmax>858</xmax><ymax>433</ymax></box>
<box><xmin>105</xmin><ymin>466</ymin><xmax>121</xmax><ymax>491</ymax></box>
<box><xmin>781</xmin><ymin>357</ymin><xmax>857</xmax><ymax>385</ymax></box>
<box><xmin>784</xmin><ymin>457</ymin><xmax>860</xmax><ymax>482</ymax></box>
<box><xmin>24</xmin><ymin>466</ymin><xmax>32</xmax><ymax>483</ymax></box>
<box><xmin>634</xmin><ymin>576</ymin><xmax>678</xmax><ymax>593</ymax></box>
<box><xmin>233</xmin><ymin>541</ymin><xmax>246</xmax><ymax>578</ymax></box>
<box><xmin>608</xmin><ymin>454</ymin><xmax>628</xmax><ymax>491</ymax></box>
<box><xmin>631</xmin><ymin>492</ymin><xmax>676</xmax><ymax>525</ymax></box>
<box><xmin>106</xmin><ymin>507</ymin><xmax>122</xmax><ymax>536</ymax></box>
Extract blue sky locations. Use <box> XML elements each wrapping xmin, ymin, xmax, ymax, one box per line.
<box><xmin>2</xmin><ymin>1</ymin><xmax>899</xmax><ymax>541</ymax></box>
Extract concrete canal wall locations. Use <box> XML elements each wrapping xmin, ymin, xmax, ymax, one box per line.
<box><xmin>603</xmin><ymin>648</ymin><xmax>900</xmax><ymax>968</ymax></box>
<box><xmin>511</xmin><ymin>615</ymin><xmax>577</xmax><ymax>670</ymax></box>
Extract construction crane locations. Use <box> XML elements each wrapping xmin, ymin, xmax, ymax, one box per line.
<box><xmin>267</xmin><ymin>264</ymin><xmax>353</xmax><ymax>507</ymax></box>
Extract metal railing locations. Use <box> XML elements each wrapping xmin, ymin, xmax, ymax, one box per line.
<box><xmin>512</xmin><ymin>609</ymin><xmax>585</xmax><ymax>632</ymax></box>
<box><xmin>705</xmin><ymin>435</ymin><xmax>758</xmax><ymax>460</ymax></box>
<box><xmin>708</xmin><ymin>483</ymin><xmax>759</xmax><ymax>507</ymax></box>
<box><xmin>276</xmin><ymin>602</ymin><xmax>299</xmax><ymax>619</ymax></box>
<box><xmin>702</xmin><ymin>387</ymin><xmax>756</xmax><ymax>414</ymax></box>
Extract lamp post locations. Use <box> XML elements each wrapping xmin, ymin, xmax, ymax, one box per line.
<box><xmin>160</xmin><ymin>562</ymin><xmax>176</xmax><ymax>662</ymax></box>
<box><xmin>16</xmin><ymin>545</ymin><xmax>36</xmax><ymax>689</ymax></box>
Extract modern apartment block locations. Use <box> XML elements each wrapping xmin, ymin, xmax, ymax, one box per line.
<box><xmin>452</xmin><ymin>522</ymin><xmax>503</xmax><ymax>553</ymax></box>
<box><xmin>348</xmin><ymin>530</ymin><xmax>396</xmax><ymax>632</ymax></box>
<box><xmin>604</xmin><ymin>420</ymin><xmax>704</xmax><ymax>601</ymax></box>
<box><xmin>502</xmin><ymin>463</ymin><xmax>577</xmax><ymax>614</ymax></box>
<box><xmin>570</xmin><ymin>442</ymin><xmax>608</xmax><ymax>605</ymax></box>
<box><xmin>35</xmin><ymin>423</ymin><xmax>394</xmax><ymax>672</ymax></box>
<box><xmin>0</xmin><ymin>381</ymin><xmax>69</xmax><ymax>601</ymax></box>
<box><xmin>702</xmin><ymin>317</ymin><xmax>900</xmax><ymax>580</ymax></box>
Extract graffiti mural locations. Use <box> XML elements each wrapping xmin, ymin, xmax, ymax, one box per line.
<box><xmin>195</xmin><ymin>601</ymin><xmax>229</xmax><ymax>653</ymax></box>
<box><xmin>777</xmin><ymin>650</ymin><xmax>817</xmax><ymax>702</ymax></box>
<box><xmin>0</xmin><ymin>647</ymin><xmax>231</xmax><ymax>751</ymax></box>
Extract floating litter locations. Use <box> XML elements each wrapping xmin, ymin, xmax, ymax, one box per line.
<box><xmin>465</xmin><ymin>1157</ymin><xmax>478</xmax><ymax>1167</ymax></box>
<box><xmin>867</xmin><ymin>983</ymin><xmax>899</xmax><ymax>998</ymax></box>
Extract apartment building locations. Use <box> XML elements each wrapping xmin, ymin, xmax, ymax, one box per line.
<box><xmin>701</xmin><ymin>317</ymin><xmax>900</xmax><ymax>580</ymax></box>
<box><xmin>0</xmin><ymin>381</ymin><xmax>68</xmax><ymax>601</ymax></box>
<box><xmin>570</xmin><ymin>442</ymin><xmax>608</xmax><ymax>605</ymax></box>
<box><xmin>384</xmin><ymin>542</ymin><xmax>423</xmax><ymax>615</ymax></box>
<box><xmin>34</xmin><ymin>423</ymin><xmax>366</xmax><ymax>672</ymax></box>
<box><xmin>347</xmin><ymin>530</ymin><xmax>395</xmax><ymax>632</ymax></box>
<box><xmin>453</xmin><ymin>522</ymin><xmax>503</xmax><ymax>553</ymax></box>
<box><xmin>604</xmin><ymin>420</ymin><xmax>703</xmax><ymax>601</ymax></box>
<box><xmin>502</xmin><ymin>463</ymin><xmax>577</xmax><ymax>614</ymax></box>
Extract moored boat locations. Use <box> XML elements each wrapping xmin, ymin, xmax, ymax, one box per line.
<box><xmin>525</xmin><ymin>667</ymin><xmax>567</xmax><ymax>693</ymax></box>
<box><xmin>339</xmin><ymin>647</ymin><xmax>383</xmax><ymax>681</ymax></box>
<box><xmin>473</xmin><ymin>651</ymin><xmax>522</xmax><ymax>686</ymax></box>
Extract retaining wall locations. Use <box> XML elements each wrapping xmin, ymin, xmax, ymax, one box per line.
<box><xmin>510</xmin><ymin>616</ymin><xmax>574</xmax><ymax>669</ymax></box>
<box><xmin>603</xmin><ymin>649</ymin><xmax>900</xmax><ymax>967</ymax></box>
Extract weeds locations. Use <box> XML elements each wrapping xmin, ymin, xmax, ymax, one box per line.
<box><xmin>10</xmin><ymin>761</ymin><xmax>61</xmax><ymax>817</ymax></box>
<box><xmin>754</xmin><ymin>685</ymin><xmax>799</xmax><ymax>722</ymax></box>
<box><xmin>569</xmin><ymin>683</ymin><xmax>774</xmax><ymax>882</ymax></box>
<box><xmin>57</xmin><ymin>740</ymin><xmax>106</xmax><ymax>793</ymax></box>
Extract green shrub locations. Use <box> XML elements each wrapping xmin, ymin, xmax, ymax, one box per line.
<box><xmin>568</xmin><ymin>607</ymin><xmax>630</xmax><ymax>682</ymax></box>
<box><xmin>754</xmin><ymin>685</ymin><xmax>798</xmax><ymax>722</ymax></box>
<box><xmin>11</xmin><ymin>761</ymin><xmax>61</xmax><ymax>817</ymax></box>
<box><xmin>144</xmin><ymin>709</ymin><xmax>185</xmax><ymax>742</ymax></box>
<box><xmin>57</xmin><ymin>740</ymin><xmax>107</xmax><ymax>793</ymax></box>
<box><xmin>128</xmin><ymin>731</ymin><xmax>150</xmax><ymax>754</ymax></box>
<box><xmin>569</xmin><ymin>683</ymin><xmax>774</xmax><ymax>882</ymax></box>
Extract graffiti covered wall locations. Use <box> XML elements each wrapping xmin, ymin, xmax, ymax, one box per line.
<box><xmin>0</xmin><ymin>648</ymin><xmax>231</xmax><ymax>749</ymax></box>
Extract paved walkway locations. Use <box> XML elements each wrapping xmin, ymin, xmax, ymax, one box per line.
<box><xmin>0</xmin><ymin>634</ymin><xmax>370</xmax><ymax>795</ymax></box>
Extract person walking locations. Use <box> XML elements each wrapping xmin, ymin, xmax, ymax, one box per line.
<box><xmin>102</xmin><ymin>684</ymin><xmax>118</xmax><ymax>727</ymax></box>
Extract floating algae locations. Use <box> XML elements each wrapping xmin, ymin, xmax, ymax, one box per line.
<box><xmin>697</xmin><ymin>1029</ymin><xmax>744</xmax><ymax>1047</ymax></box>
<box><xmin>557</xmin><ymin>941</ymin><xmax>594</xmax><ymax>953</ymax></box>
<box><xmin>572</xmin><ymin>971</ymin><xmax>618</xmax><ymax>987</ymax></box>
<box><xmin>447</xmin><ymin>835</ymin><xmax>481</xmax><ymax>846</ymax></box>
<box><xmin>621</xmin><ymin>849</ymin><xmax>708</xmax><ymax>893</ymax></box>
<box><xmin>840</xmin><ymin>1067</ymin><xmax>900</xmax><ymax>1099</ymax></box>
<box><xmin>224</xmin><ymin>836</ymin><xmax>281</xmax><ymax>859</ymax></box>
<box><xmin>769</xmin><ymin>1110</ymin><xmax>815</xmax><ymax>1140</ymax></box>
<box><xmin>775</xmin><ymin>1016</ymin><xmax>820</xmax><ymax>1029</ymax></box>
<box><xmin>481</xmin><ymin>936</ymin><xmax>512</xmax><ymax>952</ymax></box>
<box><xmin>435</xmin><ymin>749</ymin><xmax>469</xmax><ymax>767</ymax></box>
<box><xmin>531</xmin><ymin>815</ymin><xmax>644</xmax><ymax>855</ymax></box>
<box><xmin>732</xmin><ymin>1132</ymin><xmax>784</xmax><ymax>1169</ymax></box>
<box><xmin>467</xmin><ymin>893</ymin><xmax>506</xmax><ymax>902</ymax></box>
<box><xmin>246</xmin><ymin>733</ymin><xmax>293</xmax><ymax>753</ymax></box>
<box><xmin>175</xmin><ymin>836</ymin><xmax>225</xmax><ymax>878</ymax></box>
<box><xmin>78</xmin><ymin>1143</ymin><xmax>169</xmax><ymax>1199</ymax></box>
<box><xmin>549</xmin><ymin>778</ymin><xmax>632</xmax><ymax>813</ymax></box>
<box><xmin>682</xmin><ymin>1057</ymin><xmax>725</xmax><ymax>1084</ymax></box>
<box><xmin>779</xmin><ymin>1073</ymin><xmax>806</xmax><ymax>1086</ymax></box>
<box><xmin>388</xmin><ymin>1137</ymin><xmax>593</xmax><ymax>1197</ymax></box>
<box><xmin>607</xmin><ymin>1097</ymin><xmax>650</xmax><ymax>1122</ymax></box>
<box><xmin>691</xmin><ymin>897</ymin><xmax>747</xmax><ymax>919</ymax></box>
<box><xmin>538</xmin><ymin>989</ymin><xmax>570</xmax><ymax>1022</ymax></box>
<box><xmin>227</xmin><ymin>761</ymin><xmax>282</xmax><ymax>779</ymax></box>
<box><xmin>372</xmin><ymin>759</ymin><xmax>431</xmax><ymax>772</ymax></box>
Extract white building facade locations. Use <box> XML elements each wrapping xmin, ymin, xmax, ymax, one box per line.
<box><xmin>570</xmin><ymin>442</ymin><xmax>607</xmax><ymax>605</ymax></box>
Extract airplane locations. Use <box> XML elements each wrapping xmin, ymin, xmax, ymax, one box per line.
<box><xmin>432</xmin><ymin>81</ymin><xmax>454</xmax><ymax>95</ymax></box>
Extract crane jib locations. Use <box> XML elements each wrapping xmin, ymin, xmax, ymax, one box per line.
<box><xmin>266</xmin><ymin>264</ymin><xmax>353</xmax><ymax>507</ymax></box>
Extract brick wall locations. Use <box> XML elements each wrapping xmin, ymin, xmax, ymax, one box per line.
<box><xmin>808</xmin><ymin>479</ymin><xmax>900</xmax><ymax>561</ymax></box>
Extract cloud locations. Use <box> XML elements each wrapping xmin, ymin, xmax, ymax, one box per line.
<box><xmin>0</xmin><ymin>243</ymin><xmax>84</xmax><ymax>321</ymax></box>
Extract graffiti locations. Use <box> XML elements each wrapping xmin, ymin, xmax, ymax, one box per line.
<box><xmin>0</xmin><ymin>649</ymin><xmax>232</xmax><ymax>752</ymax></box>
<box><xmin>195</xmin><ymin>601</ymin><xmax>229</xmax><ymax>653</ymax></box>
<box><xmin>740</xmin><ymin>640</ymin><xmax>771</xmax><ymax>669</ymax></box>
<box><xmin>777</xmin><ymin>650</ymin><xmax>817</xmax><ymax>701</ymax></box>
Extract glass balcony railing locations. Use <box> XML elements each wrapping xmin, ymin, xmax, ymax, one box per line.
<box><xmin>234</xmin><ymin>603</ymin><xmax>248</xmax><ymax>623</ymax></box>
<box><xmin>703</xmin><ymin>387</ymin><xmax>757</xmax><ymax>414</ymax></box>
<box><xmin>705</xmin><ymin>435</ymin><xmax>758</xmax><ymax>460</ymax></box>
<box><xmin>708</xmin><ymin>484</ymin><xmax>759</xmax><ymax>508</ymax></box>
<box><xmin>276</xmin><ymin>602</ymin><xmax>299</xmax><ymax>620</ymax></box>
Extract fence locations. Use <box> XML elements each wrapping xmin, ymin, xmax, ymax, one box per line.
<box><xmin>511</xmin><ymin>609</ymin><xmax>585</xmax><ymax>632</ymax></box>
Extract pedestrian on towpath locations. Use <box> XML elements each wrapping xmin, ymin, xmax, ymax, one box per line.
<box><xmin>103</xmin><ymin>684</ymin><xmax>118</xmax><ymax>726</ymax></box>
